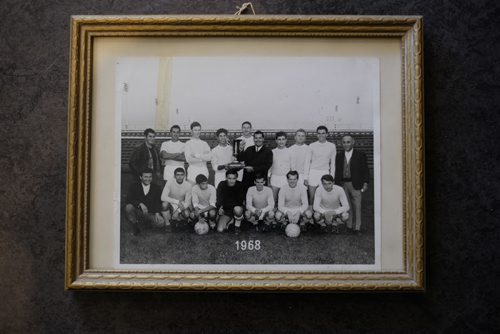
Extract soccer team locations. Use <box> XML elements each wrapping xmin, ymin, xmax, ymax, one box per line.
<box><xmin>125</xmin><ymin>121</ymin><xmax>370</xmax><ymax>237</ymax></box>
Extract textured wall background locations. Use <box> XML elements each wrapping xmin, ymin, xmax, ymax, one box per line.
<box><xmin>1</xmin><ymin>1</ymin><xmax>499</xmax><ymax>332</ymax></box>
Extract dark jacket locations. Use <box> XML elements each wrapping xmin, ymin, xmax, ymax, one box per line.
<box><xmin>128</xmin><ymin>142</ymin><xmax>161</xmax><ymax>177</ymax></box>
<box><xmin>237</xmin><ymin>145</ymin><xmax>273</xmax><ymax>190</ymax></box>
<box><xmin>126</xmin><ymin>181</ymin><xmax>163</xmax><ymax>213</ymax></box>
<box><xmin>334</xmin><ymin>149</ymin><xmax>370</xmax><ymax>190</ymax></box>
<box><xmin>216</xmin><ymin>180</ymin><xmax>245</xmax><ymax>211</ymax></box>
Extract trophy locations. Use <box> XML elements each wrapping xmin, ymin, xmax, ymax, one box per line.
<box><xmin>226</xmin><ymin>138</ymin><xmax>245</xmax><ymax>170</ymax></box>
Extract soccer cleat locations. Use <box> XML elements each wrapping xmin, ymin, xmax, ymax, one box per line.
<box><xmin>300</xmin><ymin>224</ymin><xmax>307</xmax><ymax>232</ymax></box>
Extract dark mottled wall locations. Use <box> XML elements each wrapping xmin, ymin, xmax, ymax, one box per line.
<box><xmin>1</xmin><ymin>1</ymin><xmax>498</xmax><ymax>332</ymax></box>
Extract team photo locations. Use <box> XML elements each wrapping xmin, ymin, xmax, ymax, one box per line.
<box><xmin>117</xmin><ymin>56</ymin><xmax>379</xmax><ymax>266</ymax></box>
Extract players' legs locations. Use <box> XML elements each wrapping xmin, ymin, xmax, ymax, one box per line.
<box><xmin>216</xmin><ymin>210</ymin><xmax>232</xmax><ymax>233</ymax></box>
<box><xmin>245</xmin><ymin>210</ymin><xmax>256</xmax><ymax>224</ymax></box>
<box><xmin>233</xmin><ymin>206</ymin><xmax>244</xmax><ymax>234</ymax></box>
<box><xmin>274</xmin><ymin>210</ymin><xmax>286</xmax><ymax>228</ymax></box>
<box><xmin>271</xmin><ymin>186</ymin><xmax>280</xmax><ymax>205</ymax></box>
<box><xmin>125</xmin><ymin>203</ymin><xmax>142</xmax><ymax>235</ymax></box>
<box><xmin>343</xmin><ymin>182</ymin><xmax>362</xmax><ymax>231</ymax></box>
<box><xmin>160</xmin><ymin>202</ymin><xmax>172</xmax><ymax>228</ymax></box>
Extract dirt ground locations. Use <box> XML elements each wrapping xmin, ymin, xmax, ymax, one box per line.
<box><xmin>120</xmin><ymin>173</ymin><xmax>375</xmax><ymax>265</ymax></box>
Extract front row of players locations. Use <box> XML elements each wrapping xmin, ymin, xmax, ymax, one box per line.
<box><xmin>125</xmin><ymin>167</ymin><xmax>350</xmax><ymax>237</ymax></box>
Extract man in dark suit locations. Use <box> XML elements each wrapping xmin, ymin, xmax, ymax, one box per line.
<box><xmin>237</xmin><ymin>130</ymin><xmax>273</xmax><ymax>192</ymax></box>
<box><xmin>334</xmin><ymin>135</ymin><xmax>370</xmax><ymax>234</ymax></box>
<box><xmin>129</xmin><ymin>128</ymin><xmax>162</xmax><ymax>185</ymax></box>
<box><xmin>124</xmin><ymin>168</ymin><xmax>164</xmax><ymax>235</ymax></box>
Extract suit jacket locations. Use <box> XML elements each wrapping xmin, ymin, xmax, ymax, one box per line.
<box><xmin>237</xmin><ymin>145</ymin><xmax>273</xmax><ymax>190</ymax></box>
<box><xmin>128</xmin><ymin>142</ymin><xmax>161</xmax><ymax>177</ymax></box>
<box><xmin>126</xmin><ymin>181</ymin><xmax>163</xmax><ymax>213</ymax></box>
<box><xmin>334</xmin><ymin>149</ymin><xmax>370</xmax><ymax>190</ymax></box>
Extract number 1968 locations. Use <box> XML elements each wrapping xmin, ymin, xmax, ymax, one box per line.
<box><xmin>235</xmin><ymin>240</ymin><xmax>261</xmax><ymax>251</ymax></box>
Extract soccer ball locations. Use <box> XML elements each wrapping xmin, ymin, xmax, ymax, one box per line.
<box><xmin>285</xmin><ymin>223</ymin><xmax>301</xmax><ymax>238</ymax></box>
<box><xmin>194</xmin><ymin>221</ymin><xmax>209</xmax><ymax>235</ymax></box>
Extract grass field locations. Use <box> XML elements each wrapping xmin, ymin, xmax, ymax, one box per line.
<box><xmin>120</xmin><ymin>173</ymin><xmax>375</xmax><ymax>265</ymax></box>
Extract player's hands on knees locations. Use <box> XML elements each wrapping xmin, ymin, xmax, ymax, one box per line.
<box><xmin>154</xmin><ymin>213</ymin><xmax>164</xmax><ymax>225</ymax></box>
<box><xmin>218</xmin><ymin>207</ymin><xmax>225</xmax><ymax>216</ymax></box>
<box><xmin>138</xmin><ymin>203</ymin><xmax>148</xmax><ymax>214</ymax></box>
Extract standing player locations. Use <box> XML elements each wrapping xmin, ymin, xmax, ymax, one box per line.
<box><xmin>184</xmin><ymin>121</ymin><xmax>211</xmax><ymax>184</ymax></box>
<box><xmin>334</xmin><ymin>135</ymin><xmax>370</xmax><ymax>234</ymax></box>
<box><xmin>237</xmin><ymin>121</ymin><xmax>255</xmax><ymax>181</ymax></box>
<box><xmin>237</xmin><ymin>130</ymin><xmax>273</xmax><ymax>192</ymax></box>
<box><xmin>304</xmin><ymin>126</ymin><xmax>337</xmax><ymax>206</ymax></box>
<box><xmin>269</xmin><ymin>131</ymin><xmax>294</xmax><ymax>203</ymax></box>
<box><xmin>276</xmin><ymin>171</ymin><xmax>313</xmax><ymax>230</ymax></box>
<box><xmin>245</xmin><ymin>172</ymin><xmax>275</xmax><ymax>231</ymax></box>
<box><xmin>190</xmin><ymin>174</ymin><xmax>217</xmax><ymax>230</ymax></box>
<box><xmin>313</xmin><ymin>174</ymin><xmax>350</xmax><ymax>233</ymax></box>
<box><xmin>289</xmin><ymin>129</ymin><xmax>310</xmax><ymax>184</ymax></box>
<box><xmin>216</xmin><ymin>169</ymin><xmax>245</xmax><ymax>234</ymax></box>
<box><xmin>128</xmin><ymin>128</ymin><xmax>162</xmax><ymax>185</ymax></box>
<box><xmin>211</xmin><ymin>128</ymin><xmax>234</xmax><ymax>188</ymax></box>
<box><xmin>160</xmin><ymin>167</ymin><xmax>192</xmax><ymax>230</ymax></box>
<box><xmin>124</xmin><ymin>168</ymin><xmax>164</xmax><ymax>235</ymax></box>
<box><xmin>160</xmin><ymin>125</ymin><xmax>186</xmax><ymax>183</ymax></box>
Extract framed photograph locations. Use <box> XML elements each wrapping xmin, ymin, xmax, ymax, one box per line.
<box><xmin>66</xmin><ymin>15</ymin><xmax>424</xmax><ymax>291</ymax></box>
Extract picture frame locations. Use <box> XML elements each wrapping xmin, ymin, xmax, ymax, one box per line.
<box><xmin>66</xmin><ymin>15</ymin><xmax>424</xmax><ymax>291</ymax></box>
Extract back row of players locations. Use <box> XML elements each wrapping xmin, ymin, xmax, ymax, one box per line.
<box><xmin>126</xmin><ymin>121</ymin><xmax>370</xmax><ymax>236</ymax></box>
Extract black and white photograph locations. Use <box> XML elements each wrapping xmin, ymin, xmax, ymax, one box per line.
<box><xmin>117</xmin><ymin>56</ymin><xmax>380</xmax><ymax>269</ymax></box>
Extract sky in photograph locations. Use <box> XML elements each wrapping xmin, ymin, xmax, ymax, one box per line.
<box><xmin>117</xmin><ymin>56</ymin><xmax>379</xmax><ymax>131</ymax></box>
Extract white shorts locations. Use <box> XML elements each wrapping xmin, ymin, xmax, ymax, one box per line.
<box><xmin>163</xmin><ymin>165</ymin><xmax>185</xmax><ymax>181</ymax></box>
<box><xmin>214</xmin><ymin>172</ymin><xmax>226</xmax><ymax>188</ymax></box>
<box><xmin>307</xmin><ymin>169</ymin><xmax>330</xmax><ymax>187</ymax></box>
<box><xmin>187</xmin><ymin>165</ymin><xmax>209</xmax><ymax>183</ymax></box>
<box><xmin>270</xmin><ymin>174</ymin><xmax>287</xmax><ymax>188</ymax></box>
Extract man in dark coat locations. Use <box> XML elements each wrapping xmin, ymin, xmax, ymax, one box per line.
<box><xmin>124</xmin><ymin>168</ymin><xmax>164</xmax><ymax>235</ymax></box>
<box><xmin>334</xmin><ymin>135</ymin><xmax>370</xmax><ymax>234</ymax></box>
<box><xmin>129</xmin><ymin>128</ymin><xmax>162</xmax><ymax>185</ymax></box>
<box><xmin>216</xmin><ymin>169</ymin><xmax>246</xmax><ymax>234</ymax></box>
<box><xmin>237</xmin><ymin>130</ymin><xmax>273</xmax><ymax>192</ymax></box>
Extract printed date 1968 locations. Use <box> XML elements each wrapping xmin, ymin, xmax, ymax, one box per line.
<box><xmin>235</xmin><ymin>240</ymin><xmax>261</xmax><ymax>251</ymax></box>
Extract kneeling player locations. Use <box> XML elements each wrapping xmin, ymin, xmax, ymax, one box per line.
<box><xmin>276</xmin><ymin>170</ymin><xmax>313</xmax><ymax>231</ymax></box>
<box><xmin>245</xmin><ymin>172</ymin><xmax>275</xmax><ymax>231</ymax></box>
<box><xmin>313</xmin><ymin>174</ymin><xmax>350</xmax><ymax>233</ymax></box>
<box><xmin>190</xmin><ymin>174</ymin><xmax>217</xmax><ymax>230</ymax></box>
<box><xmin>216</xmin><ymin>169</ymin><xmax>245</xmax><ymax>234</ymax></box>
<box><xmin>124</xmin><ymin>168</ymin><xmax>164</xmax><ymax>235</ymax></box>
<box><xmin>160</xmin><ymin>167</ymin><xmax>192</xmax><ymax>230</ymax></box>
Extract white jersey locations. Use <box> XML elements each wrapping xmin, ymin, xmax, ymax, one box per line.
<box><xmin>289</xmin><ymin>143</ymin><xmax>310</xmax><ymax>175</ymax></box>
<box><xmin>184</xmin><ymin>138</ymin><xmax>211</xmax><ymax>168</ymax></box>
<box><xmin>313</xmin><ymin>185</ymin><xmax>349</xmax><ymax>214</ymax></box>
<box><xmin>160</xmin><ymin>140</ymin><xmax>185</xmax><ymax>166</ymax></box>
<box><xmin>271</xmin><ymin>147</ymin><xmax>294</xmax><ymax>176</ymax></box>
<box><xmin>304</xmin><ymin>141</ymin><xmax>336</xmax><ymax>180</ymax></box>
<box><xmin>237</xmin><ymin>135</ymin><xmax>254</xmax><ymax>151</ymax></box>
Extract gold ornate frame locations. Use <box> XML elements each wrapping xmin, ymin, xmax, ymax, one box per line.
<box><xmin>66</xmin><ymin>15</ymin><xmax>424</xmax><ymax>291</ymax></box>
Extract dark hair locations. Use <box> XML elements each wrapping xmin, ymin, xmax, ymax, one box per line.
<box><xmin>321</xmin><ymin>174</ymin><xmax>334</xmax><ymax>183</ymax></box>
<box><xmin>225</xmin><ymin>168</ymin><xmax>238</xmax><ymax>177</ymax></box>
<box><xmin>253</xmin><ymin>130</ymin><xmax>264</xmax><ymax>138</ymax></box>
<box><xmin>174</xmin><ymin>167</ymin><xmax>185</xmax><ymax>175</ymax></box>
<box><xmin>241</xmin><ymin>121</ymin><xmax>252</xmax><ymax>128</ymax></box>
<box><xmin>295</xmin><ymin>128</ymin><xmax>306</xmax><ymax>135</ymax></box>
<box><xmin>254</xmin><ymin>172</ymin><xmax>266</xmax><ymax>181</ymax></box>
<box><xmin>216</xmin><ymin>128</ymin><xmax>228</xmax><ymax>137</ymax></box>
<box><xmin>170</xmin><ymin>125</ymin><xmax>181</xmax><ymax>132</ymax></box>
<box><xmin>195</xmin><ymin>174</ymin><xmax>208</xmax><ymax>184</ymax></box>
<box><xmin>140</xmin><ymin>168</ymin><xmax>154</xmax><ymax>176</ymax></box>
<box><xmin>286</xmin><ymin>170</ymin><xmax>299</xmax><ymax>179</ymax></box>
<box><xmin>316</xmin><ymin>125</ymin><xmax>328</xmax><ymax>133</ymax></box>
<box><xmin>275</xmin><ymin>131</ymin><xmax>287</xmax><ymax>139</ymax></box>
<box><xmin>144</xmin><ymin>128</ymin><xmax>155</xmax><ymax>137</ymax></box>
<box><xmin>190</xmin><ymin>121</ymin><xmax>201</xmax><ymax>130</ymax></box>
